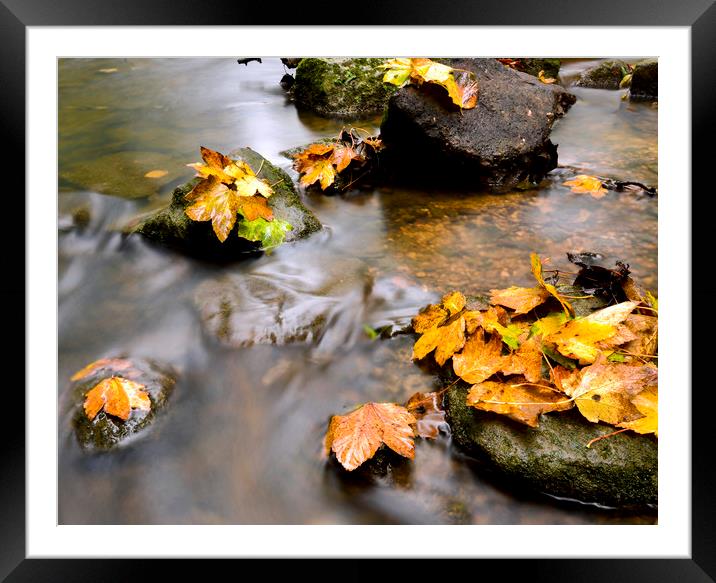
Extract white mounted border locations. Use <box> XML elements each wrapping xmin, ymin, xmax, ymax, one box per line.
<box><xmin>28</xmin><ymin>26</ymin><xmax>689</xmax><ymax>558</ymax></box>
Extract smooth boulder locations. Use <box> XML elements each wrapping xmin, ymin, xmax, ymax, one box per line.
<box><xmin>379</xmin><ymin>58</ymin><xmax>576</xmax><ymax>191</ymax></box>
<box><xmin>292</xmin><ymin>58</ymin><xmax>395</xmax><ymax>118</ymax></box>
<box><xmin>127</xmin><ymin>147</ymin><xmax>321</xmax><ymax>260</ymax></box>
<box><xmin>575</xmin><ymin>60</ymin><xmax>629</xmax><ymax>89</ymax></box>
<box><xmin>445</xmin><ymin>385</ymin><xmax>657</xmax><ymax>508</ymax></box>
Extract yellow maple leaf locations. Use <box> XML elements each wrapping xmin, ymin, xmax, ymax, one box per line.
<box><xmin>185</xmin><ymin>177</ymin><xmax>241</xmax><ymax>242</ymax></box>
<box><xmin>467</xmin><ymin>378</ymin><xmax>573</xmax><ymax>428</ymax></box>
<box><xmin>325</xmin><ymin>402</ymin><xmax>417</xmax><ymax>471</ymax></box>
<box><xmin>83</xmin><ymin>376</ymin><xmax>151</xmax><ymax>421</ymax></box>
<box><xmin>563</xmin><ymin>175</ymin><xmax>608</xmax><ymax>198</ymax></box>
<box><xmin>501</xmin><ymin>336</ymin><xmax>544</xmax><ymax>383</ymax></box>
<box><xmin>530</xmin><ymin>253</ymin><xmax>574</xmax><ymax>317</ymax></box>
<box><xmin>298</xmin><ymin>156</ymin><xmax>337</xmax><ymax>190</ymax></box>
<box><xmin>411</xmin><ymin>291</ymin><xmax>465</xmax><ymax>335</ymax></box>
<box><xmin>412</xmin><ymin>315</ymin><xmax>466</xmax><ymax>366</ymax></box>
<box><xmin>452</xmin><ymin>328</ymin><xmax>505</xmax><ymax>384</ymax></box>
<box><xmin>490</xmin><ymin>285</ymin><xmax>550</xmax><ymax>315</ymax></box>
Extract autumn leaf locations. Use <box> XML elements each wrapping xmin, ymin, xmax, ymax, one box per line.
<box><xmin>413</xmin><ymin>315</ymin><xmax>466</xmax><ymax>366</ymax></box>
<box><xmin>412</xmin><ymin>303</ymin><xmax>450</xmax><ymax>334</ymax></box>
<box><xmin>563</xmin><ymin>355</ymin><xmax>657</xmax><ymax>426</ymax></box>
<box><xmin>185</xmin><ymin>177</ymin><xmax>241</xmax><ymax>242</ymax></box>
<box><xmin>537</xmin><ymin>70</ymin><xmax>556</xmax><ymax>84</ymax></box>
<box><xmin>466</xmin><ymin>378</ymin><xmax>573</xmax><ymax>428</ymax></box>
<box><xmin>405</xmin><ymin>391</ymin><xmax>446</xmax><ymax>439</ymax></box>
<box><xmin>380</xmin><ymin>58</ymin><xmax>479</xmax><ymax>109</ymax></box>
<box><xmin>621</xmin><ymin>314</ymin><xmax>658</xmax><ymax>357</ymax></box>
<box><xmin>618</xmin><ymin>385</ymin><xmax>658</xmax><ymax>436</ymax></box>
<box><xmin>293</xmin><ymin>133</ymin><xmax>372</xmax><ymax>191</ymax></box>
<box><xmin>452</xmin><ymin>328</ymin><xmax>505</xmax><ymax>384</ymax></box>
<box><xmin>236</xmin><ymin>217</ymin><xmax>293</xmax><ymax>248</ymax></box>
<box><xmin>563</xmin><ymin>175</ymin><xmax>608</xmax><ymax>198</ymax></box>
<box><xmin>299</xmin><ymin>157</ymin><xmax>336</xmax><ymax>190</ymax></box>
<box><xmin>83</xmin><ymin>376</ymin><xmax>151</xmax><ymax>421</ymax></box>
<box><xmin>235</xmin><ymin>194</ymin><xmax>273</xmax><ymax>222</ymax></box>
<box><xmin>325</xmin><ymin>402</ymin><xmax>417</xmax><ymax>471</ymax></box>
<box><xmin>530</xmin><ymin>253</ymin><xmax>574</xmax><ymax>316</ymax></box>
<box><xmin>331</xmin><ymin>142</ymin><xmax>363</xmax><ymax>173</ymax></box>
<box><xmin>71</xmin><ymin>357</ymin><xmax>137</xmax><ymax>381</ymax></box>
<box><xmin>501</xmin><ymin>336</ymin><xmax>544</xmax><ymax>383</ymax></box>
<box><xmin>144</xmin><ymin>169</ymin><xmax>168</xmax><ymax>179</ymax></box>
<box><xmin>490</xmin><ymin>286</ymin><xmax>550</xmax><ymax>315</ymax></box>
<box><xmin>531</xmin><ymin>312</ymin><xmax>570</xmax><ymax>338</ymax></box>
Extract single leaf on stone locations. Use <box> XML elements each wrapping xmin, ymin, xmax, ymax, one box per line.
<box><xmin>490</xmin><ymin>285</ymin><xmax>550</xmax><ymax>315</ymax></box>
<box><xmin>413</xmin><ymin>315</ymin><xmax>466</xmax><ymax>366</ymax></box>
<box><xmin>236</xmin><ymin>217</ymin><xmax>293</xmax><ymax>248</ymax></box>
<box><xmin>325</xmin><ymin>402</ymin><xmax>417</xmax><ymax>471</ymax></box>
<box><xmin>405</xmin><ymin>391</ymin><xmax>446</xmax><ymax>439</ymax></box>
<box><xmin>466</xmin><ymin>378</ymin><xmax>574</xmax><ymax>428</ymax></box>
<box><xmin>452</xmin><ymin>328</ymin><xmax>505</xmax><ymax>384</ymax></box>
<box><xmin>530</xmin><ymin>253</ymin><xmax>574</xmax><ymax>316</ymax></box>
<box><xmin>235</xmin><ymin>195</ymin><xmax>274</xmax><ymax>222</ymax></box>
<box><xmin>618</xmin><ymin>386</ymin><xmax>658</xmax><ymax>436</ymax></box>
<box><xmin>71</xmin><ymin>358</ymin><xmax>136</xmax><ymax>381</ymax></box>
<box><xmin>563</xmin><ymin>175</ymin><xmax>608</xmax><ymax>198</ymax></box>
<box><xmin>83</xmin><ymin>376</ymin><xmax>151</xmax><ymax>421</ymax></box>
<box><xmin>564</xmin><ymin>355</ymin><xmax>657</xmax><ymax>426</ymax></box>
<box><xmin>537</xmin><ymin>70</ymin><xmax>556</xmax><ymax>84</ymax></box>
<box><xmin>501</xmin><ymin>336</ymin><xmax>544</xmax><ymax>383</ymax></box>
<box><xmin>185</xmin><ymin>179</ymin><xmax>240</xmax><ymax>242</ymax></box>
<box><xmin>444</xmin><ymin>70</ymin><xmax>480</xmax><ymax>109</ymax></box>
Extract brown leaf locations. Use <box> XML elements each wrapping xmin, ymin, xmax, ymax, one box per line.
<box><xmin>83</xmin><ymin>376</ymin><xmax>151</xmax><ymax>421</ymax></box>
<box><xmin>452</xmin><ymin>328</ymin><xmax>505</xmax><ymax>384</ymax></box>
<box><xmin>236</xmin><ymin>195</ymin><xmax>274</xmax><ymax>222</ymax></box>
<box><xmin>71</xmin><ymin>358</ymin><xmax>136</xmax><ymax>381</ymax></box>
<box><xmin>501</xmin><ymin>336</ymin><xmax>543</xmax><ymax>383</ymax></box>
<box><xmin>405</xmin><ymin>391</ymin><xmax>446</xmax><ymax>439</ymax></box>
<box><xmin>185</xmin><ymin>178</ymin><xmax>239</xmax><ymax>242</ymax></box>
<box><xmin>325</xmin><ymin>402</ymin><xmax>417</xmax><ymax>471</ymax></box>
<box><xmin>489</xmin><ymin>286</ymin><xmax>550</xmax><ymax>315</ymax></box>
<box><xmin>621</xmin><ymin>314</ymin><xmax>658</xmax><ymax>357</ymax></box>
<box><xmin>618</xmin><ymin>386</ymin><xmax>658</xmax><ymax>436</ymax></box>
<box><xmin>467</xmin><ymin>378</ymin><xmax>573</xmax><ymax>427</ymax></box>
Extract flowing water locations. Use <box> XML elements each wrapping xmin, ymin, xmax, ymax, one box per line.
<box><xmin>58</xmin><ymin>58</ymin><xmax>657</xmax><ymax>524</ymax></box>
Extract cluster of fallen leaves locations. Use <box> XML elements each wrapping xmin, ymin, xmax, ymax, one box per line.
<box><xmin>184</xmin><ymin>146</ymin><xmax>292</xmax><ymax>247</ymax></box>
<box><xmin>72</xmin><ymin>359</ymin><xmax>151</xmax><ymax>422</ymax></box>
<box><xmin>292</xmin><ymin>129</ymin><xmax>383</xmax><ymax>191</ymax></box>
<box><xmin>380</xmin><ymin>58</ymin><xmax>479</xmax><ymax>110</ymax></box>
<box><xmin>324</xmin><ymin>252</ymin><xmax>657</xmax><ymax>471</ymax></box>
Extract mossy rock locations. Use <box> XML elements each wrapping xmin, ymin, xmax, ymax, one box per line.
<box><xmin>70</xmin><ymin>358</ymin><xmax>177</xmax><ymax>452</ymax></box>
<box><xmin>629</xmin><ymin>59</ymin><xmax>658</xmax><ymax>101</ymax></box>
<box><xmin>127</xmin><ymin>147</ymin><xmax>322</xmax><ymax>261</ymax></box>
<box><xmin>292</xmin><ymin>58</ymin><xmax>395</xmax><ymax>119</ymax></box>
<box><xmin>517</xmin><ymin>58</ymin><xmax>561</xmax><ymax>80</ymax></box>
<box><xmin>445</xmin><ymin>384</ymin><xmax>657</xmax><ymax>508</ymax></box>
<box><xmin>575</xmin><ymin>60</ymin><xmax>630</xmax><ymax>89</ymax></box>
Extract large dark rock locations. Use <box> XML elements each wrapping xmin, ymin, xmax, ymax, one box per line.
<box><xmin>292</xmin><ymin>58</ymin><xmax>395</xmax><ymax>118</ymax></box>
<box><xmin>445</xmin><ymin>385</ymin><xmax>657</xmax><ymax>508</ymax></box>
<box><xmin>629</xmin><ymin>59</ymin><xmax>658</xmax><ymax>101</ymax></box>
<box><xmin>127</xmin><ymin>148</ymin><xmax>321</xmax><ymax>260</ymax></box>
<box><xmin>379</xmin><ymin>58</ymin><xmax>576</xmax><ymax>192</ymax></box>
<box><xmin>575</xmin><ymin>60</ymin><xmax>630</xmax><ymax>89</ymax></box>
<box><xmin>70</xmin><ymin>358</ymin><xmax>177</xmax><ymax>451</ymax></box>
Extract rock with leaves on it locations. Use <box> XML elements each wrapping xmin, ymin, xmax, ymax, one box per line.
<box><xmin>629</xmin><ymin>59</ymin><xmax>658</xmax><ymax>101</ymax></box>
<box><xmin>127</xmin><ymin>147</ymin><xmax>321</xmax><ymax>261</ymax></box>
<box><xmin>380</xmin><ymin>58</ymin><xmax>576</xmax><ymax>192</ymax></box>
<box><xmin>445</xmin><ymin>384</ymin><xmax>657</xmax><ymax>508</ymax></box>
<box><xmin>292</xmin><ymin>58</ymin><xmax>396</xmax><ymax>119</ymax></box>
<box><xmin>575</xmin><ymin>59</ymin><xmax>631</xmax><ymax>89</ymax></box>
<box><xmin>68</xmin><ymin>357</ymin><xmax>177</xmax><ymax>451</ymax></box>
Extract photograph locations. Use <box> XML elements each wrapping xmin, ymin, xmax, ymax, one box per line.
<box><xmin>57</xmin><ymin>55</ymin><xmax>660</xmax><ymax>526</ymax></box>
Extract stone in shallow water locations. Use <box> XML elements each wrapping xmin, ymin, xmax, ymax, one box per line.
<box><xmin>292</xmin><ymin>58</ymin><xmax>396</xmax><ymax>119</ymax></box>
<box><xmin>445</xmin><ymin>384</ymin><xmax>657</xmax><ymax>508</ymax></box>
<box><xmin>629</xmin><ymin>60</ymin><xmax>658</xmax><ymax>101</ymax></box>
<box><xmin>379</xmin><ymin>58</ymin><xmax>576</xmax><ymax>192</ymax></box>
<box><xmin>127</xmin><ymin>147</ymin><xmax>322</xmax><ymax>260</ymax></box>
<box><xmin>575</xmin><ymin>60</ymin><xmax>630</xmax><ymax>89</ymax></box>
<box><xmin>70</xmin><ymin>357</ymin><xmax>177</xmax><ymax>452</ymax></box>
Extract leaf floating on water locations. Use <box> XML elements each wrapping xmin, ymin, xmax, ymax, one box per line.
<box><xmin>405</xmin><ymin>391</ymin><xmax>446</xmax><ymax>439</ymax></box>
<box><xmin>563</xmin><ymin>175</ymin><xmax>608</xmax><ymax>198</ymax></box>
<box><xmin>83</xmin><ymin>376</ymin><xmax>151</xmax><ymax>421</ymax></box>
<box><xmin>144</xmin><ymin>169</ymin><xmax>168</xmax><ymax>179</ymax></box>
<box><xmin>325</xmin><ymin>402</ymin><xmax>416</xmax><ymax>471</ymax></box>
<box><xmin>467</xmin><ymin>378</ymin><xmax>573</xmax><ymax>428</ymax></box>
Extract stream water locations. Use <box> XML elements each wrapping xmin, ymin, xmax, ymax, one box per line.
<box><xmin>58</xmin><ymin>58</ymin><xmax>657</xmax><ymax>524</ymax></box>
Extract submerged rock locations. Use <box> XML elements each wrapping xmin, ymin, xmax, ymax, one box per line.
<box><xmin>575</xmin><ymin>60</ymin><xmax>629</xmax><ymax>89</ymax></box>
<box><xmin>70</xmin><ymin>358</ymin><xmax>177</xmax><ymax>451</ymax></box>
<box><xmin>127</xmin><ymin>147</ymin><xmax>321</xmax><ymax>260</ymax></box>
<box><xmin>292</xmin><ymin>58</ymin><xmax>395</xmax><ymax>118</ymax></box>
<box><xmin>445</xmin><ymin>385</ymin><xmax>657</xmax><ymax>508</ymax></box>
<box><xmin>379</xmin><ymin>58</ymin><xmax>576</xmax><ymax>192</ymax></box>
<box><xmin>629</xmin><ymin>60</ymin><xmax>658</xmax><ymax>101</ymax></box>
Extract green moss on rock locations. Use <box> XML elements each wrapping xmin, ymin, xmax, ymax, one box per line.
<box><xmin>576</xmin><ymin>60</ymin><xmax>630</xmax><ymax>90</ymax></box>
<box><xmin>445</xmin><ymin>384</ymin><xmax>657</xmax><ymax>508</ymax></box>
<box><xmin>127</xmin><ymin>147</ymin><xmax>321</xmax><ymax>260</ymax></box>
<box><xmin>518</xmin><ymin>58</ymin><xmax>562</xmax><ymax>80</ymax></box>
<box><xmin>293</xmin><ymin>58</ymin><xmax>395</xmax><ymax>119</ymax></box>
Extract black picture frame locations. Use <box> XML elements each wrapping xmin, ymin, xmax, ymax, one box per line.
<box><xmin>3</xmin><ymin>0</ymin><xmax>711</xmax><ymax>579</ymax></box>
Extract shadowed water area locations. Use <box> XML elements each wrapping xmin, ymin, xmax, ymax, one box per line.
<box><xmin>58</xmin><ymin>58</ymin><xmax>657</xmax><ymax>524</ymax></box>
